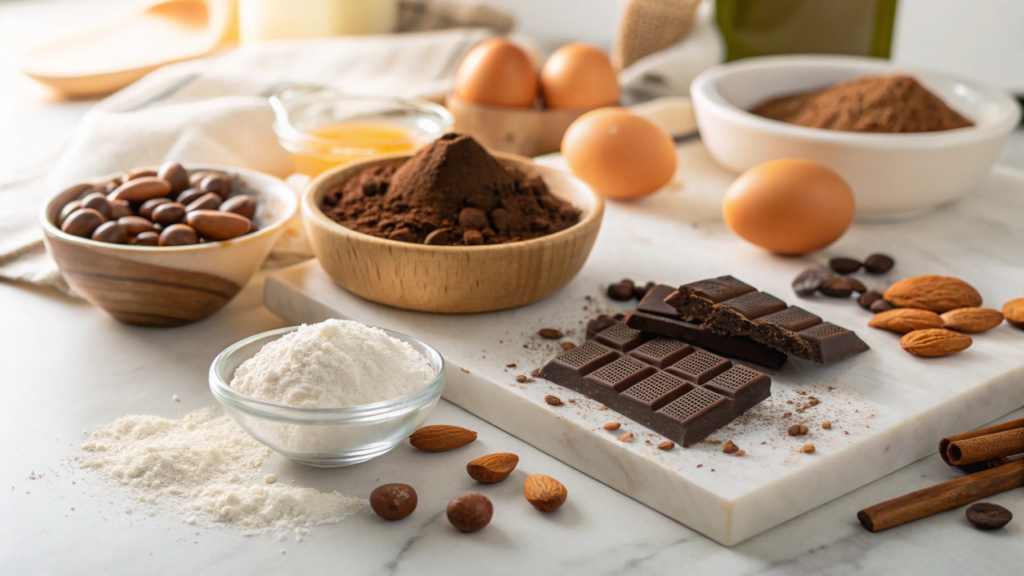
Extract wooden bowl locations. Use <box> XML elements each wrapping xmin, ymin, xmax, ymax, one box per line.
<box><xmin>445</xmin><ymin>94</ymin><xmax>591</xmax><ymax>157</ymax></box>
<box><xmin>303</xmin><ymin>152</ymin><xmax>604</xmax><ymax>313</ymax></box>
<box><xmin>40</xmin><ymin>165</ymin><xmax>298</xmax><ymax>327</ymax></box>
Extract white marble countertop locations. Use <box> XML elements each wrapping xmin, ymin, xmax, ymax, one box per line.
<box><xmin>2</xmin><ymin>1</ymin><xmax>1023</xmax><ymax>573</ymax></box>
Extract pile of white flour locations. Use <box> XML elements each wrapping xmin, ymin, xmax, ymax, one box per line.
<box><xmin>80</xmin><ymin>408</ymin><xmax>366</xmax><ymax>535</ymax></box>
<box><xmin>230</xmin><ymin>319</ymin><xmax>435</xmax><ymax>407</ymax></box>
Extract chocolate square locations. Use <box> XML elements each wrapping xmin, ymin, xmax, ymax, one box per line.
<box><xmin>549</xmin><ymin>340</ymin><xmax>618</xmax><ymax>375</ymax></box>
<box><xmin>658</xmin><ymin>387</ymin><xmax>728</xmax><ymax>426</ymax></box>
<box><xmin>798</xmin><ymin>322</ymin><xmax>871</xmax><ymax>364</ymax></box>
<box><xmin>621</xmin><ymin>372</ymin><xmax>694</xmax><ymax>411</ymax></box>
<box><xmin>702</xmin><ymin>365</ymin><xmax>769</xmax><ymax>400</ymax></box>
<box><xmin>720</xmin><ymin>291</ymin><xmax>788</xmax><ymax>320</ymax></box>
<box><xmin>636</xmin><ymin>284</ymin><xmax>681</xmax><ymax>318</ymax></box>
<box><xmin>594</xmin><ymin>323</ymin><xmax>649</xmax><ymax>352</ymax></box>
<box><xmin>757</xmin><ymin>306</ymin><xmax>822</xmax><ymax>332</ymax></box>
<box><xmin>684</xmin><ymin>276</ymin><xmax>756</xmax><ymax>303</ymax></box>
<box><xmin>584</xmin><ymin>356</ymin><xmax>656</xmax><ymax>392</ymax></box>
<box><xmin>665</xmin><ymin>349</ymin><xmax>731</xmax><ymax>384</ymax></box>
<box><xmin>629</xmin><ymin>337</ymin><xmax>693</xmax><ymax>369</ymax></box>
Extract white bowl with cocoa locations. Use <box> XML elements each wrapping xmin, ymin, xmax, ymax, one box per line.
<box><xmin>691</xmin><ymin>55</ymin><xmax>1021</xmax><ymax>220</ymax></box>
<box><xmin>40</xmin><ymin>163</ymin><xmax>298</xmax><ymax>326</ymax></box>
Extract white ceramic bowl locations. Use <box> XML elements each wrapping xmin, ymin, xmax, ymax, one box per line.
<box><xmin>691</xmin><ymin>55</ymin><xmax>1021</xmax><ymax>220</ymax></box>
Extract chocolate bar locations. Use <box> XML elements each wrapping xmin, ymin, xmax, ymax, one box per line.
<box><xmin>626</xmin><ymin>285</ymin><xmax>788</xmax><ymax>370</ymax></box>
<box><xmin>538</xmin><ymin>322</ymin><xmax>771</xmax><ymax>447</ymax></box>
<box><xmin>665</xmin><ymin>276</ymin><xmax>869</xmax><ymax>364</ymax></box>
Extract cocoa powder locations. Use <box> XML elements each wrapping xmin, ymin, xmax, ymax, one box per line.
<box><xmin>321</xmin><ymin>133</ymin><xmax>579</xmax><ymax>245</ymax></box>
<box><xmin>751</xmin><ymin>75</ymin><xmax>973</xmax><ymax>133</ymax></box>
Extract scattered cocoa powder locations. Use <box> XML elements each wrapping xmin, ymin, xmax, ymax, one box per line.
<box><xmin>320</xmin><ymin>133</ymin><xmax>579</xmax><ymax>245</ymax></box>
<box><xmin>751</xmin><ymin>75</ymin><xmax>973</xmax><ymax>133</ymax></box>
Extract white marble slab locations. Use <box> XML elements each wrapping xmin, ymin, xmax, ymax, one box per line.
<box><xmin>264</xmin><ymin>165</ymin><xmax>1024</xmax><ymax>546</ymax></box>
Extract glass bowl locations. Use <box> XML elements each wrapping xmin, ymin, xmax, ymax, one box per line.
<box><xmin>270</xmin><ymin>85</ymin><xmax>454</xmax><ymax>176</ymax></box>
<box><xmin>209</xmin><ymin>326</ymin><xmax>446</xmax><ymax>467</ymax></box>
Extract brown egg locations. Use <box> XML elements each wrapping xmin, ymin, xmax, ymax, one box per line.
<box><xmin>561</xmin><ymin>108</ymin><xmax>676</xmax><ymax>200</ymax></box>
<box><xmin>540</xmin><ymin>43</ymin><xmax>620</xmax><ymax>110</ymax></box>
<box><xmin>454</xmin><ymin>38</ymin><xmax>538</xmax><ymax>108</ymax></box>
<box><xmin>723</xmin><ymin>159</ymin><xmax>855</xmax><ymax>255</ymax></box>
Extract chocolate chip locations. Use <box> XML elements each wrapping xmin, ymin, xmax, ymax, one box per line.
<box><xmin>863</xmin><ymin>253</ymin><xmax>895</xmax><ymax>274</ymax></box>
<box><xmin>458</xmin><ymin>207</ymin><xmax>488</xmax><ymax>230</ymax></box>
<box><xmin>633</xmin><ymin>281</ymin><xmax>655</xmax><ymax>300</ymax></box>
<box><xmin>424</xmin><ymin>229</ymin><xmax>450</xmax><ymax>246</ymax></box>
<box><xmin>388</xmin><ymin>228</ymin><xmax>416</xmax><ymax>243</ymax></box>
<box><xmin>966</xmin><ymin>502</ymin><xmax>1012</xmax><ymax>530</ymax></box>
<box><xmin>869</xmin><ymin>299</ymin><xmax>895</xmax><ymax>313</ymax></box>
<box><xmin>607</xmin><ymin>279</ymin><xmax>635</xmax><ymax>301</ymax></box>
<box><xmin>463</xmin><ymin>230</ymin><xmax>484</xmax><ymax>245</ymax></box>
<box><xmin>829</xmin><ymin>257</ymin><xmax>862</xmax><ymax>275</ymax></box>
<box><xmin>793</xmin><ymin>267</ymin><xmax>831</xmax><ymax>297</ymax></box>
<box><xmin>819</xmin><ymin>277</ymin><xmax>856</xmax><ymax>298</ymax></box>
<box><xmin>538</xmin><ymin>328</ymin><xmax>563</xmax><ymax>339</ymax></box>
<box><xmin>858</xmin><ymin>290</ymin><xmax>884</xmax><ymax>310</ymax></box>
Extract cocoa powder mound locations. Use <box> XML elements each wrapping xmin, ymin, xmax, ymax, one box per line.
<box><xmin>750</xmin><ymin>75</ymin><xmax>973</xmax><ymax>133</ymax></box>
<box><xmin>321</xmin><ymin>133</ymin><xmax>580</xmax><ymax>245</ymax></box>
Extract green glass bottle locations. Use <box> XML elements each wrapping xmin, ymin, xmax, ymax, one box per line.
<box><xmin>716</xmin><ymin>0</ymin><xmax>897</xmax><ymax>61</ymax></box>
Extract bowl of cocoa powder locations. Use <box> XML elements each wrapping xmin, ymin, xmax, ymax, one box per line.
<box><xmin>302</xmin><ymin>133</ymin><xmax>604</xmax><ymax>313</ymax></box>
<box><xmin>691</xmin><ymin>55</ymin><xmax>1021</xmax><ymax>220</ymax></box>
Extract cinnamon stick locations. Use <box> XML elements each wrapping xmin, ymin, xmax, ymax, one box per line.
<box><xmin>939</xmin><ymin>417</ymin><xmax>1024</xmax><ymax>466</ymax></box>
<box><xmin>857</xmin><ymin>458</ymin><xmax>1024</xmax><ymax>532</ymax></box>
<box><xmin>946</xmin><ymin>428</ymin><xmax>1024</xmax><ymax>466</ymax></box>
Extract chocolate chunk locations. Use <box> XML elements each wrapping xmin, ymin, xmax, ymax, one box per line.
<box><xmin>819</xmin><ymin>277</ymin><xmax>855</xmax><ymax>298</ymax></box>
<box><xmin>424</xmin><ymin>229</ymin><xmax>451</xmax><ymax>246</ymax></box>
<box><xmin>586</xmin><ymin>316</ymin><xmax>619</xmax><ymax>340</ymax></box>
<box><xmin>637</xmin><ymin>284</ymin><xmax>681</xmax><ymax>318</ymax></box>
<box><xmin>793</xmin><ymin>267</ymin><xmax>831</xmax><ymax>297</ymax></box>
<box><xmin>829</xmin><ymin>257</ymin><xmax>863</xmax><ymax>275</ymax></box>
<box><xmin>863</xmin><ymin>253</ymin><xmax>895</xmax><ymax>274</ymax></box>
<box><xmin>389</xmin><ymin>228</ymin><xmax>416</xmax><ymax>243</ymax></box>
<box><xmin>608</xmin><ymin>279</ymin><xmax>635</xmax><ymax>301</ymax></box>
<box><xmin>458</xmin><ymin>207</ymin><xmax>488</xmax><ymax>230</ymax></box>
<box><xmin>858</xmin><ymin>290</ymin><xmax>884</xmax><ymax>310</ymax></box>
<box><xmin>869</xmin><ymin>299</ymin><xmax>895</xmax><ymax>313</ymax></box>
<box><xmin>463</xmin><ymin>230</ymin><xmax>484</xmax><ymax>245</ymax></box>
<box><xmin>666</xmin><ymin>276</ymin><xmax>868</xmax><ymax>364</ymax></box>
<box><xmin>633</xmin><ymin>281</ymin><xmax>655</xmax><ymax>300</ymax></box>
<box><xmin>966</xmin><ymin>502</ymin><xmax>1012</xmax><ymax>530</ymax></box>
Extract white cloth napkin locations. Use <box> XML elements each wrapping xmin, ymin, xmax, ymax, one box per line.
<box><xmin>0</xmin><ymin>28</ymin><xmax>491</xmax><ymax>294</ymax></box>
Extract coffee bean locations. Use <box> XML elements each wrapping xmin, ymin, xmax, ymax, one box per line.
<box><xmin>587</xmin><ymin>315</ymin><xmax>618</xmax><ymax>338</ymax></box>
<box><xmin>966</xmin><ymin>502</ymin><xmax>1012</xmax><ymax>530</ymax></box>
<box><xmin>189</xmin><ymin>171</ymin><xmax>212</xmax><ymax>187</ymax></box>
<box><xmin>446</xmin><ymin>493</ymin><xmax>492</xmax><ymax>533</ymax></box>
<box><xmin>159</xmin><ymin>224</ymin><xmax>198</xmax><ymax>246</ymax></box>
<box><xmin>829</xmin><ymin>257</ymin><xmax>862</xmax><ymax>275</ymax></box>
<box><xmin>458</xmin><ymin>207</ymin><xmax>489</xmax><ymax>230</ymax></box>
<box><xmin>607</xmin><ymin>279</ymin><xmax>635</xmax><ymax>301</ymax></box>
<box><xmin>538</xmin><ymin>328</ymin><xmax>563</xmax><ymax>339</ymax></box>
<box><xmin>370</xmin><ymin>483</ymin><xmax>418</xmax><ymax>521</ymax></box>
<box><xmin>56</xmin><ymin>200</ymin><xmax>82</xmax><ymax>228</ymax></box>
<box><xmin>186</xmin><ymin>210</ymin><xmax>251</xmax><ymax>241</ymax></box>
<box><xmin>200</xmin><ymin>174</ymin><xmax>231</xmax><ymax>198</ymax></box>
<box><xmin>109</xmin><ymin>199</ymin><xmax>133</xmax><ymax>219</ymax></box>
<box><xmin>133</xmin><ymin>231</ymin><xmax>160</xmax><ymax>246</ymax></box>
<box><xmin>152</xmin><ymin>222</ymin><xmax>163</xmax><ymax>232</ymax></box>
<box><xmin>74</xmin><ymin>184</ymin><xmax>99</xmax><ymax>200</ymax></box>
<box><xmin>388</xmin><ymin>229</ymin><xmax>416</xmax><ymax>243</ymax></box>
<box><xmin>157</xmin><ymin>161</ymin><xmax>189</xmax><ymax>194</ymax></box>
<box><xmin>138</xmin><ymin>197</ymin><xmax>171</xmax><ymax>219</ymax></box>
<box><xmin>91</xmin><ymin>221</ymin><xmax>128</xmax><ymax>244</ymax></box>
<box><xmin>819</xmin><ymin>277</ymin><xmax>854</xmax><ymax>298</ymax></box>
<box><xmin>61</xmin><ymin>208</ymin><xmax>105</xmax><ymax>237</ymax></box>
<box><xmin>120</xmin><ymin>168</ymin><xmax>157</xmax><ymax>183</ymax></box>
<box><xmin>792</xmin><ymin>267</ymin><xmax>831</xmax><ymax>297</ymax></box>
<box><xmin>847</xmin><ymin>278</ymin><xmax>867</xmax><ymax>293</ymax></box>
<box><xmin>152</xmin><ymin>202</ymin><xmax>187</xmax><ymax>225</ymax></box>
<box><xmin>186</xmin><ymin>192</ymin><xmax>222</xmax><ymax>212</ymax></box>
<box><xmin>863</xmin><ymin>253</ymin><xmax>895</xmax><ymax>274</ymax></box>
<box><xmin>424</xmin><ymin>229</ymin><xmax>450</xmax><ymax>246</ymax></box>
<box><xmin>634</xmin><ymin>281</ymin><xmax>655</xmax><ymax>300</ymax></box>
<box><xmin>81</xmin><ymin>192</ymin><xmax>112</xmax><ymax>221</ymax></box>
<box><xmin>858</xmin><ymin>290</ymin><xmax>884</xmax><ymax>310</ymax></box>
<box><xmin>869</xmin><ymin>299</ymin><xmax>895</xmax><ymax>313</ymax></box>
<box><xmin>463</xmin><ymin>230</ymin><xmax>484</xmax><ymax>245</ymax></box>
<box><xmin>176</xmin><ymin>188</ymin><xmax>205</xmax><ymax>206</ymax></box>
<box><xmin>108</xmin><ymin>177</ymin><xmax>171</xmax><ymax>202</ymax></box>
<box><xmin>249</xmin><ymin>220</ymin><xmax>259</xmax><ymax>233</ymax></box>
<box><xmin>118</xmin><ymin>216</ymin><xmax>154</xmax><ymax>236</ymax></box>
<box><xmin>220</xmin><ymin>194</ymin><xmax>255</xmax><ymax>219</ymax></box>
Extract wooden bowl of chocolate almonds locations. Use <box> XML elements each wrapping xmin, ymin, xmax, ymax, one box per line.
<box><xmin>303</xmin><ymin>133</ymin><xmax>604</xmax><ymax>313</ymax></box>
<box><xmin>40</xmin><ymin>163</ymin><xmax>298</xmax><ymax>326</ymax></box>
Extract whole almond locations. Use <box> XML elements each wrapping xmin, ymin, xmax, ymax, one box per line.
<box><xmin>524</xmin><ymin>474</ymin><xmax>567</xmax><ymax>511</ymax></box>
<box><xmin>868</xmin><ymin>308</ymin><xmax>944</xmax><ymax>333</ymax></box>
<box><xmin>1003</xmin><ymin>298</ymin><xmax>1024</xmax><ymax>329</ymax></box>
<box><xmin>883</xmin><ymin>275</ymin><xmax>982</xmax><ymax>313</ymax></box>
<box><xmin>408</xmin><ymin>425</ymin><xmax>477</xmax><ymax>452</ymax></box>
<box><xmin>900</xmin><ymin>329</ymin><xmax>972</xmax><ymax>357</ymax></box>
<box><xmin>940</xmin><ymin>307</ymin><xmax>1004</xmax><ymax>333</ymax></box>
<box><xmin>466</xmin><ymin>453</ymin><xmax>519</xmax><ymax>483</ymax></box>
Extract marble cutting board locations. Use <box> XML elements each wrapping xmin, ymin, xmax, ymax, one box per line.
<box><xmin>263</xmin><ymin>161</ymin><xmax>1024</xmax><ymax>546</ymax></box>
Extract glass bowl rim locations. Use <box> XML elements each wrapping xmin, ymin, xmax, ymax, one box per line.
<box><xmin>209</xmin><ymin>325</ymin><xmax>446</xmax><ymax>423</ymax></box>
<box><xmin>270</xmin><ymin>91</ymin><xmax>455</xmax><ymax>148</ymax></box>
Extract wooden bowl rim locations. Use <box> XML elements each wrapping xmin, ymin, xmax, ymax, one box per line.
<box><xmin>302</xmin><ymin>150</ymin><xmax>605</xmax><ymax>254</ymax></box>
<box><xmin>39</xmin><ymin>163</ymin><xmax>299</xmax><ymax>253</ymax></box>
